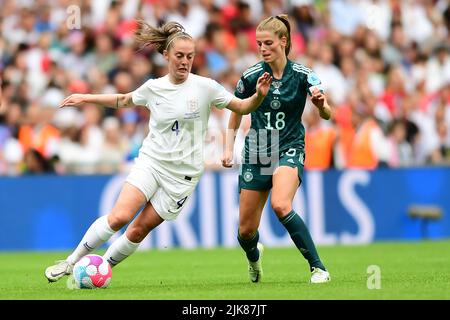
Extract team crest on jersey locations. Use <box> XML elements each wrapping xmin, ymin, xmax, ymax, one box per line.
<box><xmin>236</xmin><ymin>79</ymin><xmax>245</xmax><ymax>94</ymax></box>
<box><xmin>270</xmin><ymin>99</ymin><xmax>281</xmax><ymax>110</ymax></box>
<box><xmin>271</xmin><ymin>81</ymin><xmax>282</xmax><ymax>95</ymax></box>
<box><xmin>243</xmin><ymin>171</ymin><xmax>253</xmax><ymax>182</ymax></box>
<box><xmin>184</xmin><ymin>98</ymin><xmax>200</xmax><ymax>119</ymax></box>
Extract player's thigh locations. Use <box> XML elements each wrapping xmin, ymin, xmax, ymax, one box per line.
<box><xmin>271</xmin><ymin>166</ymin><xmax>299</xmax><ymax>213</ymax></box>
<box><xmin>108</xmin><ymin>182</ymin><xmax>148</xmax><ymax>229</ymax></box>
<box><xmin>239</xmin><ymin>189</ymin><xmax>270</xmax><ymax>237</ymax></box>
<box><xmin>271</xmin><ymin>149</ymin><xmax>304</xmax><ymax>216</ymax></box>
<box><xmin>125</xmin><ymin>156</ymin><xmax>159</xmax><ymax>202</ymax></box>
<box><xmin>110</xmin><ymin>160</ymin><xmax>160</xmax><ymax>228</ymax></box>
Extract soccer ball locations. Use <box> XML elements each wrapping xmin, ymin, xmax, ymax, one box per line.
<box><xmin>72</xmin><ymin>254</ymin><xmax>112</xmax><ymax>289</ymax></box>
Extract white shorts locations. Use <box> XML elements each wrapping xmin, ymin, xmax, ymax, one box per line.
<box><xmin>125</xmin><ymin>155</ymin><xmax>198</xmax><ymax>221</ymax></box>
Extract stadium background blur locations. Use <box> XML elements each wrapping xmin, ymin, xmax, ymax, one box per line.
<box><xmin>1</xmin><ymin>0</ymin><xmax>450</xmax><ymax>175</ymax></box>
<box><xmin>0</xmin><ymin>0</ymin><xmax>450</xmax><ymax>253</ymax></box>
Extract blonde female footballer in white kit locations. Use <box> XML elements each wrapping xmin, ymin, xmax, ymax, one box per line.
<box><xmin>45</xmin><ymin>20</ymin><xmax>272</xmax><ymax>282</ymax></box>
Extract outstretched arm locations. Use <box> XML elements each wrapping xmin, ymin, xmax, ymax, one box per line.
<box><xmin>59</xmin><ymin>93</ymin><xmax>136</xmax><ymax>109</ymax></box>
<box><xmin>310</xmin><ymin>88</ymin><xmax>332</xmax><ymax>120</ymax></box>
<box><xmin>226</xmin><ymin>72</ymin><xmax>272</xmax><ymax>115</ymax></box>
<box><xmin>221</xmin><ymin>112</ymin><xmax>243</xmax><ymax>168</ymax></box>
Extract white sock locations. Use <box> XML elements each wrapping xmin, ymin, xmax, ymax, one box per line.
<box><xmin>66</xmin><ymin>215</ymin><xmax>116</xmax><ymax>265</ymax></box>
<box><xmin>103</xmin><ymin>233</ymin><xmax>140</xmax><ymax>267</ymax></box>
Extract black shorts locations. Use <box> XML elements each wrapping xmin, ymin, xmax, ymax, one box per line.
<box><xmin>239</xmin><ymin>148</ymin><xmax>305</xmax><ymax>192</ymax></box>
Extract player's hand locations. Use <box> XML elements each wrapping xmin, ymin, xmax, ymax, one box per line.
<box><xmin>221</xmin><ymin>149</ymin><xmax>234</xmax><ymax>168</ymax></box>
<box><xmin>59</xmin><ymin>94</ymin><xmax>86</xmax><ymax>108</ymax></box>
<box><xmin>311</xmin><ymin>88</ymin><xmax>325</xmax><ymax>109</ymax></box>
<box><xmin>256</xmin><ymin>72</ymin><xmax>272</xmax><ymax>97</ymax></box>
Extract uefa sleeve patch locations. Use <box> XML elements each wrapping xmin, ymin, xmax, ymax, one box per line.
<box><xmin>307</xmin><ymin>72</ymin><xmax>321</xmax><ymax>86</ymax></box>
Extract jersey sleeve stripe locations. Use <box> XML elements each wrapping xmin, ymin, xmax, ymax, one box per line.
<box><xmin>243</xmin><ymin>67</ymin><xmax>263</xmax><ymax>79</ymax></box>
<box><xmin>293</xmin><ymin>64</ymin><xmax>311</xmax><ymax>71</ymax></box>
<box><xmin>293</xmin><ymin>65</ymin><xmax>312</xmax><ymax>74</ymax></box>
<box><xmin>292</xmin><ymin>66</ymin><xmax>310</xmax><ymax>75</ymax></box>
<box><xmin>292</xmin><ymin>63</ymin><xmax>312</xmax><ymax>72</ymax></box>
<box><xmin>243</xmin><ymin>63</ymin><xmax>263</xmax><ymax>76</ymax></box>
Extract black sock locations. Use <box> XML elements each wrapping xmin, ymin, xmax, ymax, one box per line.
<box><xmin>237</xmin><ymin>230</ymin><xmax>260</xmax><ymax>262</ymax></box>
<box><xmin>280</xmin><ymin>210</ymin><xmax>326</xmax><ymax>271</ymax></box>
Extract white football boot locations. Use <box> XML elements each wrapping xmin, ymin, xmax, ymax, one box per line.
<box><xmin>248</xmin><ymin>243</ymin><xmax>264</xmax><ymax>283</ymax></box>
<box><xmin>310</xmin><ymin>267</ymin><xmax>331</xmax><ymax>284</ymax></box>
<box><xmin>45</xmin><ymin>260</ymin><xmax>73</xmax><ymax>282</ymax></box>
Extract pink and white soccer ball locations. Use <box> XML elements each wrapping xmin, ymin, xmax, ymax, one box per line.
<box><xmin>73</xmin><ymin>254</ymin><xmax>112</xmax><ymax>289</ymax></box>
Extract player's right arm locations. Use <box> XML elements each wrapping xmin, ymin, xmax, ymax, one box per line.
<box><xmin>59</xmin><ymin>93</ymin><xmax>136</xmax><ymax>109</ymax></box>
<box><xmin>226</xmin><ymin>72</ymin><xmax>271</xmax><ymax>115</ymax></box>
<box><xmin>221</xmin><ymin>112</ymin><xmax>243</xmax><ymax>168</ymax></box>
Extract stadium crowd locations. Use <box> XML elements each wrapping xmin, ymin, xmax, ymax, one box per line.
<box><xmin>0</xmin><ymin>0</ymin><xmax>450</xmax><ymax>175</ymax></box>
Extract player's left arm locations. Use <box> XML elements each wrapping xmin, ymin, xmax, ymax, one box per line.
<box><xmin>310</xmin><ymin>88</ymin><xmax>332</xmax><ymax>120</ymax></box>
<box><xmin>306</xmin><ymin>71</ymin><xmax>332</xmax><ymax>120</ymax></box>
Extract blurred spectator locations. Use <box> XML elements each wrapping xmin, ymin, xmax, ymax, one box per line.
<box><xmin>98</xmin><ymin>116</ymin><xmax>127</xmax><ymax>173</ymax></box>
<box><xmin>91</xmin><ymin>33</ymin><xmax>118</xmax><ymax>75</ymax></box>
<box><xmin>380</xmin><ymin>65</ymin><xmax>408</xmax><ymax>117</ymax></box>
<box><xmin>359</xmin><ymin>0</ymin><xmax>392</xmax><ymax>42</ymax></box>
<box><xmin>22</xmin><ymin>148</ymin><xmax>55</xmax><ymax>174</ymax></box>
<box><xmin>432</xmin><ymin>108</ymin><xmax>450</xmax><ymax>164</ymax></box>
<box><xmin>291</xmin><ymin>0</ymin><xmax>315</xmax><ymax>42</ymax></box>
<box><xmin>313</xmin><ymin>44</ymin><xmax>347</xmax><ymax>105</ymax></box>
<box><xmin>304</xmin><ymin>106</ymin><xmax>336</xmax><ymax>170</ymax></box>
<box><xmin>59</xmin><ymin>31</ymin><xmax>91</xmax><ymax>79</ymax></box>
<box><xmin>165</xmin><ymin>0</ymin><xmax>209</xmax><ymax>39</ymax></box>
<box><xmin>346</xmin><ymin>102</ymin><xmax>390</xmax><ymax>169</ymax></box>
<box><xmin>381</xmin><ymin>23</ymin><xmax>408</xmax><ymax>67</ymax></box>
<box><xmin>80</xmin><ymin>104</ymin><xmax>104</xmax><ymax>151</ymax></box>
<box><xmin>120</xmin><ymin>109</ymin><xmax>144</xmax><ymax>161</ymax></box>
<box><xmin>386</xmin><ymin>119</ymin><xmax>413</xmax><ymax>167</ymax></box>
<box><xmin>204</xmin><ymin>22</ymin><xmax>234</xmax><ymax>77</ymax></box>
<box><xmin>401</xmin><ymin>0</ymin><xmax>434</xmax><ymax>44</ymax></box>
<box><xmin>425</xmin><ymin>44</ymin><xmax>450</xmax><ymax>93</ymax></box>
<box><xmin>329</xmin><ymin>0</ymin><xmax>363</xmax><ymax>36</ymax></box>
<box><xmin>18</xmin><ymin>104</ymin><xmax>60</xmax><ymax>159</ymax></box>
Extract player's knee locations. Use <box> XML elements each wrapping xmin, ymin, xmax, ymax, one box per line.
<box><xmin>107</xmin><ymin>214</ymin><xmax>129</xmax><ymax>231</ymax></box>
<box><xmin>126</xmin><ymin>225</ymin><xmax>147</xmax><ymax>243</ymax></box>
<box><xmin>271</xmin><ymin>200</ymin><xmax>292</xmax><ymax>217</ymax></box>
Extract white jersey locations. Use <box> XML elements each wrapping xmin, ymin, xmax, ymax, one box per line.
<box><xmin>132</xmin><ymin>73</ymin><xmax>234</xmax><ymax>178</ymax></box>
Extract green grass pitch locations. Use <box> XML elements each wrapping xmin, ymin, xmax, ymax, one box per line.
<box><xmin>0</xmin><ymin>240</ymin><xmax>449</xmax><ymax>300</ymax></box>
